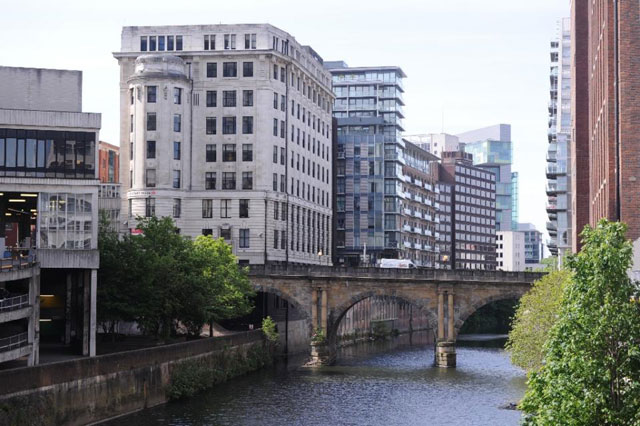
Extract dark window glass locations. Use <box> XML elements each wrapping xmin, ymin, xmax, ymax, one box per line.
<box><xmin>205</xmin><ymin>172</ymin><xmax>216</xmax><ymax>189</ymax></box>
<box><xmin>220</xmin><ymin>200</ymin><xmax>231</xmax><ymax>218</ymax></box>
<box><xmin>145</xmin><ymin>198</ymin><xmax>155</xmax><ymax>217</ymax></box>
<box><xmin>173</xmin><ymin>141</ymin><xmax>181</xmax><ymax>160</ymax></box>
<box><xmin>147</xmin><ymin>86</ymin><xmax>157</xmax><ymax>103</ymax></box>
<box><xmin>140</xmin><ymin>36</ymin><xmax>148</xmax><ymax>51</ymax></box>
<box><xmin>173</xmin><ymin>114</ymin><xmax>181</xmax><ymax>132</ymax></box>
<box><xmin>158</xmin><ymin>36</ymin><xmax>165</xmax><ymax>51</ymax></box>
<box><xmin>222</xmin><ymin>172</ymin><xmax>236</xmax><ymax>189</ymax></box>
<box><xmin>222</xmin><ymin>117</ymin><xmax>236</xmax><ymax>134</ymax></box>
<box><xmin>223</xmin><ymin>62</ymin><xmax>237</xmax><ymax>77</ymax></box>
<box><xmin>146</xmin><ymin>141</ymin><xmax>156</xmax><ymax>159</ymax></box>
<box><xmin>242</xmin><ymin>144</ymin><xmax>253</xmax><ymax>161</ymax></box>
<box><xmin>173</xmin><ymin>170</ymin><xmax>180</xmax><ymax>188</ymax></box>
<box><xmin>146</xmin><ymin>169</ymin><xmax>156</xmax><ymax>187</ymax></box>
<box><xmin>206</xmin><ymin>144</ymin><xmax>216</xmax><ymax>162</ymax></box>
<box><xmin>173</xmin><ymin>87</ymin><xmax>182</xmax><ymax>104</ymax></box>
<box><xmin>239</xmin><ymin>199</ymin><xmax>249</xmax><ymax>218</ymax></box>
<box><xmin>206</xmin><ymin>90</ymin><xmax>217</xmax><ymax>107</ymax></box>
<box><xmin>243</xmin><ymin>90</ymin><xmax>253</xmax><ymax>106</ymax></box>
<box><xmin>206</xmin><ymin>117</ymin><xmax>216</xmax><ymax>135</ymax></box>
<box><xmin>222</xmin><ymin>144</ymin><xmax>236</xmax><ymax>162</ymax></box>
<box><xmin>149</xmin><ymin>36</ymin><xmax>156</xmax><ymax>51</ymax></box>
<box><xmin>239</xmin><ymin>229</ymin><xmax>250</xmax><ymax>248</ymax></box>
<box><xmin>202</xmin><ymin>199</ymin><xmax>213</xmax><ymax>218</ymax></box>
<box><xmin>173</xmin><ymin>199</ymin><xmax>181</xmax><ymax>217</ymax></box>
<box><xmin>176</xmin><ymin>35</ymin><xmax>183</xmax><ymax>50</ymax></box>
<box><xmin>243</xmin><ymin>62</ymin><xmax>253</xmax><ymax>77</ymax></box>
<box><xmin>146</xmin><ymin>113</ymin><xmax>156</xmax><ymax>131</ymax></box>
<box><xmin>242</xmin><ymin>116</ymin><xmax>253</xmax><ymax>134</ymax></box>
<box><xmin>223</xmin><ymin>90</ymin><xmax>236</xmax><ymax>107</ymax></box>
<box><xmin>202</xmin><ymin>229</ymin><xmax>213</xmax><ymax>236</ymax></box>
<box><xmin>242</xmin><ymin>171</ymin><xmax>253</xmax><ymax>189</ymax></box>
<box><xmin>167</xmin><ymin>36</ymin><xmax>174</xmax><ymax>50</ymax></box>
<box><xmin>207</xmin><ymin>63</ymin><xmax>217</xmax><ymax>78</ymax></box>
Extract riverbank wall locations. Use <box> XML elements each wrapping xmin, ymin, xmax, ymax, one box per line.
<box><xmin>0</xmin><ymin>330</ymin><xmax>268</xmax><ymax>426</ymax></box>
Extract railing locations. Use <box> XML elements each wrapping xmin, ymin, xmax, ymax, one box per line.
<box><xmin>248</xmin><ymin>264</ymin><xmax>546</xmax><ymax>283</ymax></box>
<box><xmin>0</xmin><ymin>294</ymin><xmax>29</xmax><ymax>313</ymax></box>
<box><xmin>0</xmin><ymin>332</ymin><xmax>28</xmax><ymax>353</ymax></box>
<box><xmin>0</xmin><ymin>254</ymin><xmax>37</xmax><ymax>272</ymax></box>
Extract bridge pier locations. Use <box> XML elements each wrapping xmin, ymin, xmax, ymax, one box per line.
<box><xmin>435</xmin><ymin>290</ymin><xmax>457</xmax><ymax>368</ymax></box>
<box><xmin>307</xmin><ymin>288</ymin><xmax>336</xmax><ymax>366</ymax></box>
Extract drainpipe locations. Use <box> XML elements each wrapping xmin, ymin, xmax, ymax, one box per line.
<box><xmin>613</xmin><ymin>0</ymin><xmax>621</xmax><ymax>220</ymax></box>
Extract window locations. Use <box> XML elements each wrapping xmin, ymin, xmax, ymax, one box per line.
<box><xmin>176</xmin><ymin>35</ymin><xmax>183</xmax><ymax>50</ymax></box>
<box><xmin>146</xmin><ymin>140</ymin><xmax>156</xmax><ymax>159</ymax></box>
<box><xmin>245</xmin><ymin>33</ymin><xmax>256</xmax><ymax>49</ymax></box>
<box><xmin>280</xmin><ymin>95</ymin><xmax>286</xmax><ymax>111</ymax></box>
<box><xmin>280</xmin><ymin>120</ymin><xmax>285</xmax><ymax>138</ymax></box>
<box><xmin>223</xmin><ymin>62</ymin><xmax>237</xmax><ymax>77</ymax></box>
<box><xmin>220</xmin><ymin>199</ymin><xmax>231</xmax><ymax>218</ymax></box>
<box><xmin>243</xmin><ymin>62</ymin><xmax>253</xmax><ymax>77</ymax></box>
<box><xmin>173</xmin><ymin>170</ymin><xmax>181</xmax><ymax>188</ymax></box>
<box><xmin>280</xmin><ymin>147</ymin><xmax>285</xmax><ymax>165</ymax></box>
<box><xmin>206</xmin><ymin>144</ymin><xmax>216</xmax><ymax>162</ymax></box>
<box><xmin>223</xmin><ymin>144</ymin><xmax>236</xmax><ymax>162</ymax></box>
<box><xmin>273</xmin><ymin>146</ymin><xmax>278</xmax><ymax>163</ymax></box>
<box><xmin>273</xmin><ymin>173</ymin><xmax>278</xmax><ymax>191</ymax></box>
<box><xmin>274</xmin><ymin>201</ymin><xmax>279</xmax><ymax>220</ymax></box>
<box><xmin>173</xmin><ymin>199</ymin><xmax>181</xmax><ymax>218</ymax></box>
<box><xmin>280</xmin><ymin>67</ymin><xmax>285</xmax><ymax>83</ymax></box>
<box><xmin>129</xmin><ymin>88</ymin><xmax>134</xmax><ymax>105</ymax></box>
<box><xmin>280</xmin><ymin>174</ymin><xmax>285</xmax><ymax>192</ymax></box>
<box><xmin>274</xmin><ymin>230</ymin><xmax>279</xmax><ymax>249</ymax></box>
<box><xmin>140</xmin><ymin>36</ymin><xmax>148</xmax><ymax>51</ymax></box>
<box><xmin>223</xmin><ymin>90</ymin><xmax>236</xmax><ymax>107</ymax></box>
<box><xmin>145</xmin><ymin>198</ymin><xmax>155</xmax><ymax>217</ymax></box>
<box><xmin>173</xmin><ymin>114</ymin><xmax>181</xmax><ymax>132</ymax></box>
<box><xmin>205</xmin><ymin>172</ymin><xmax>216</xmax><ymax>189</ymax></box>
<box><xmin>206</xmin><ymin>62</ymin><xmax>217</xmax><ymax>78</ymax></box>
<box><xmin>242</xmin><ymin>116</ymin><xmax>253</xmax><ymax>134</ymax></box>
<box><xmin>242</xmin><ymin>144</ymin><xmax>253</xmax><ymax>161</ymax></box>
<box><xmin>239</xmin><ymin>229</ymin><xmax>250</xmax><ymax>248</ymax></box>
<box><xmin>273</xmin><ymin>119</ymin><xmax>278</xmax><ymax>136</ymax></box>
<box><xmin>242</xmin><ymin>171</ymin><xmax>253</xmax><ymax>189</ymax></box>
<box><xmin>206</xmin><ymin>90</ymin><xmax>217</xmax><ymax>107</ymax></box>
<box><xmin>273</xmin><ymin>93</ymin><xmax>278</xmax><ymax>109</ymax></box>
<box><xmin>202</xmin><ymin>199</ymin><xmax>213</xmax><ymax>218</ymax></box>
<box><xmin>149</xmin><ymin>36</ymin><xmax>156</xmax><ymax>51</ymax></box>
<box><xmin>206</xmin><ymin>117</ymin><xmax>216</xmax><ymax>135</ymax></box>
<box><xmin>220</xmin><ymin>228</ymin><xmax>231</xmax><ymax>240</ymax></box>
<box><xmin>146</xmin><ymin>113</ymin><xmax>156</xmax><ymax>131</ymax></box>
<box><xmin>173</xmin><ymin>141</ymin><xmax>181</xmax><ymax>160</ymax></box>
<box><xmin>222</xmin><ymin>117</ymin><xmax>236</xmax><ymax>134</ymax></box>
<box><xmin>173</xmin><ymin>87</ymin><xmax>182</xmax><ymax>104</ymax></box>
<box><xmin>204</xmin><ymin>34</ymin><xmax>215</xmax><ymax>50</ymax></box>
<box><xmin>239</xmin><ymin>199</ymin><xmax>249</xmax><ymax>218</ymax></box>
<box><xmin>273</xmin><ymin>64</ymin><xmax>278</xmax><ymax>80</ymax></box>
<box><xmin>224</xmin><ymin>34</ymin><xmax>236</xmax><ymax>50</ymax></box>
<box><xmin>222</xmin><ymin>172</ymin><xmax>236</xmax><ymax>189</ymax></box>
<box><xmin>146</xmin><ymin>168</ymin><xmax>156</xmax><ymax>187</ymax></box>
<box><xmin>168</xmin><ymin>35</ymin><xmax>174</xmax><ymax>50</ymax></box>
<box><xmin>146</xmin><ymin>86</ymin><xmax>157</xmax><ymax>103</ymax></box>
<box><xmin>242</xmin><ymin>90</ymin><xmax>253</xmax><ymax>106</ymax></box>
<box><xmin>202</xmin><ymin>229</ymin><xmax>213</xmax><ymax>236</ymax></box>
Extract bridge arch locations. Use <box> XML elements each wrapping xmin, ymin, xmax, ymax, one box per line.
<box><xmin>328</xmin><ymin>290</ymin><xmax>438</xmax><ymax>345</ymax></box>
<box><xmin>454</xmin><ymin>289</ymin><xmax>525</xmax><ymax>337</ymax></box>
<box><xmin>251</xmin><ymin>283</ymin><xmax>311</xmax><ymax>321</ymax></box>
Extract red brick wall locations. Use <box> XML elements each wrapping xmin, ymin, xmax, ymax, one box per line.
<box><xmin>98</xmin><ymin>142</ymin><xmax>120</xmax><ymax>183</ymax></box>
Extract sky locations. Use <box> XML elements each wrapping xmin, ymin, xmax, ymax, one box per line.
<box><xmin>1</xmin><ymin>0</ymin><xmax>568</xmax><ymax>246</ymax></box>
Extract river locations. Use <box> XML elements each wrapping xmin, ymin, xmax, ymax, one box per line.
<box><xmin>107</xmin><ymin>332</ymin><xmax>526</xmax><ymax>426</ymax></box>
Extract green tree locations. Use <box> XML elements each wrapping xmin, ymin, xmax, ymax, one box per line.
<box><xmin>506</xmin><ymin>269</ymin><xmax>570</xmax><ymax>372</ymax></box>
<box><xmin>521</xmin><ymin>220</ymin><xmax>640</xmax><ymax>425</ymax></box>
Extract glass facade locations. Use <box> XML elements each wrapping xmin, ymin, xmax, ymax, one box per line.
<box><xmin>39</xmin><ymin>193</ymin><xmax>94</xmax><ymax>249</ymax></box>
<box><xmin>0</xmin><ymin>129</ymin><xmax>96</xmax><ymax>179</ymax></box>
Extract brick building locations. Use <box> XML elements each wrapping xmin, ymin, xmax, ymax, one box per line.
<box><xmin>573</xmin><ymin>1</ymin><xmax>640</xmax><ymax>250</ymax></box>
<box><xmin>98</xmin><ymin>141</ymin><xmax>119</xmax><ymax>184</ymax></box>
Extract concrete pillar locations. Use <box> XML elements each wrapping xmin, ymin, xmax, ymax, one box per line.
<box><xmin>448</xmin><ymin>292</ymin><xmax>455</xmax><ymax>341</ymax></box>
<box><xmin>65</xmin><ymin>272</ymin><xmax>72</xmax><ymax>345</ymax></box>
<box><xmin>311</xmin><ymin>289</ymin><xmax>318</xmax><ymax>329</ymax></box>
<box><xmin>321</xmin><ymin>289</ymin><xmax>327</xmax><ymax>331</ymax></box>
<box><xmin>90</xmin><ymin>269</ymin><xmax>97</xmax><ymax>357</ymax></box>
<box><xmin>27</xmin><ymin>268</ymin><xmax>40</xmax><ymax>366</ymax></box>
<box><xmin>82</xmin><ymin>271</ymin><xmax>89</xmax><ymax>356</ymax></box>
<box><xmin>437</xmin><ymin>292</ymin><xmax>445</xmax><ymax>340</ymax></box>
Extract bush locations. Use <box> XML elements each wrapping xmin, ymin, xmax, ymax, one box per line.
<box><xmin>261</xmin><ymin>316</ymin><xmax>279</xmax><ymax>344</ymax></box>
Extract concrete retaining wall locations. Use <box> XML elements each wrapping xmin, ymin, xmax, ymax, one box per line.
<box><xmin>0</xmin><ymin>331</ymin><xmax>265</xmax><ymax>426</ymax></box>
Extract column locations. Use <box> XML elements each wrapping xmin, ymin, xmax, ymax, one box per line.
<box><xmin>27</xmin><ymin>269</ymin><xmax>40</xmax><ymax>366</ymax></box>
<box><xmin>437</xmin><ymin>292</ymin><xmax>445</xmax><ymax>340</ymax></box>
<box><xmin>311</xmin><ymin>289</ymin><xmax>318</xmax><ymax>330</ymax></box>
<box><xmin>90</xmin><ymin>269</ymin><xmax>97</xmax><ymax>357</ymax></box>
<box><xmin>448</xmin><ymin>292</ymin><xmax>455</xmax><ymax>341</ymax></box>
<box><xmin>65</xmin><ymin>272</ymin><xmax>72</xmax><ymax>345</ymax></box>
<box><xmin>321</xmin><ymin>289</ymin><xmax>328</xmax><ymax>331</ymax></box>
<box><xmin>82</xmin><ymin>271</ymin><xmax>90</xmax><ymax>356</ymax></box>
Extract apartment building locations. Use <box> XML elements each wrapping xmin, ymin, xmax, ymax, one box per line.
<box><xmin>496</xmin><ymin>231</ymin><xmax>525</xmax><ymax>271</ymax></box>
<box><xmin>437</xmin><ymin>151</ymin><xmax>497</xmax><ymax>270</ymax></box>
<box><xmin>0</xmin><ymin>66</ymin><xmax>101</xmax><ymax>365</ymax></box>
<box><xmin>114</xmin><ymin>24</ymin><xmax>333</xmax><ymax>265</ymax></box>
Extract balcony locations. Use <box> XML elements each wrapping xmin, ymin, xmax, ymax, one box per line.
<box><xmin>425</xmin><ymin>229</ymin><xmax>433</xmax><ymax>237</ymax></box>
<box><xmin>0</xmin><ymin>332</ymin><xmax>29</xmax><ymax>355</ymax></box>
<box><xmin>425</xmin><ymin>183</ymin><xmax>433</xmax><ymax>192</ymax></box>
<box><xmin>403</xmin><ymin>224</ymin><xmax>412</xmax><ymax>232</ymax></box>
<box><xmin>546</xmin><ymin>221</ymin><xmax>557</xmax><ymax>231</ymax></box>
<box><xmin>404</xmin><ymin>208</ymin><xmax>412</xmax><ymax>216</ymax></box>
<box><xmin>403</xmin><ymin>241</ymin><xmax>412</xmax><ymax>248</ymax></box>
<box><xmin>435</xmin><ymin>186</ymin><xmax>440</xmax><ymax>194</ymax></box>
<box><xmin>425</xmin><ymin>214</ymin><xmax>433</xmax><ymax>222</ymax></box>
<box><xmin>0</xmin><ymin>294</ymin><xmax>29</xmax><ymax>314</ymax></box>
<box><xmin>546</xmin><ymin>165</ymin><xmax>566</xmax><ymax>178</ymax></box>
<box><xmin>425</xmin><ymin>198</ymin><xmax>433</xmax><ymax>207</ymax></box>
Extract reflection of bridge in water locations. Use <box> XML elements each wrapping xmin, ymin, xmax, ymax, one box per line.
<box><xmin>248</xmin><ymin>265</ymin><xmax>544</xmax><ymax>367</ymax></box>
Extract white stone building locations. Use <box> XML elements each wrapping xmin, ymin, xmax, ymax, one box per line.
<box><xmin>114</xmin><ymin>24</ymin><xmax>333</xmax><ymax>265</ymax></box>
<box><xmin>496</xmin><ymin>231</ymin><xmax>525</xmax><ymax>271</ymax></box>
<box><xmin>0</xmin><ymin>66</ymin><xmax>100</xmax><ymax>365</ymax></box>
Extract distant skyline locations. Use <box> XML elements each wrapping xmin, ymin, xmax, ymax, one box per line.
<box><xmin>1</xmin><ymin>0</ymin><xmax>568</xmax><ymax>246</ymax></box>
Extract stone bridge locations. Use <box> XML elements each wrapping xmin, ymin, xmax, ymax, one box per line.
<box><xmin>248</xmin><ymin>265</ymin><xmax>544</xmax><ymax>367</ymax></box>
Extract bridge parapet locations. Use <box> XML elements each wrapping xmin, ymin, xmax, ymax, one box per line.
<box><xmin>248</xmin><ymin>264</ymin><xmax>545</xmax><ymax>284</ymax></box>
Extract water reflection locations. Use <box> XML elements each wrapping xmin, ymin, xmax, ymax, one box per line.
<box><xmin>107</xmin><ymin>332</ymin><xmax>525</xmax><ymax>426</ymax></box>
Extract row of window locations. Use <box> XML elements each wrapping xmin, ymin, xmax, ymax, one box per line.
<box><xmin>273</xmin><ymin>64</ymin><xmax>331</xmax><ymax>114</ymax></box>
<box><xmin>205</xmin><ymin>62</ymin><xmax>253</xmax><ymax>78</ymax></box>
<box><xmin>273</xmin><ymin>146</ymin><xmax>329</xmax><ymax>184</ymax></box>
<box><xmin>204</xmin><ymin>90</ymin><xmax>254</xmax><ymax>107</ymax></box>
<box><xmin>454</xmin><ymin>194</ymin><xmax>496</xmax><ymax>209</ymax></box>
<box><xmin>203</xmin><ymin>33</ymin><xmax>257</xmax><ymax>51</ymax></box>
<box><xmin>139</xmin><ymin>35</ymin><xmax>183</xmax><ymax>52</ymax></box>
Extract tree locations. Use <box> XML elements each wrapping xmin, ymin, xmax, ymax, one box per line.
<box><xmin>506</xmin><ymin>269</ymin><xmax>571</xmax><ymax>372</ymax></box>
<box><xmin>521</xmin><ymin>220</ymin><xmax>640</xmax><ymax>425</ymax></box>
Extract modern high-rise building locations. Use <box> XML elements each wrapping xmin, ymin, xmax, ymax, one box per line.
<box><xmin>114</xmin><ymin>24</ymin><xmax>334</xmax><ymax>265</ymax></box>
<box><xmin>458</xmin><ymin>124</ymin><xmax>518</xmax><ymax>232</ymax></box>
<box><xmin>546</xmin><ymin>18</ymin><xmax>572</xmax><ymax>259</ymax></box>
<box><xmin>436</xmin><ymin>151</ymin><xmax>497</xmax><ymax>270</ymax></box>
<box><xmin>518</xmin><ymin>222</ymin><xmax>543</xmax><ymax>266</ymax></box>
<box><xmin>0</xmin><ymin>66</ymin><xmax>101</xmax><ymax>365</ymax></box>
<box><xmin>570</xmin><ymin>2</ymin><xmax>640</xmax><ymax>255</ymax></box>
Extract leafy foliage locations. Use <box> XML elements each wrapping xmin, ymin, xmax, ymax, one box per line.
<box><xmin>261</xmin><ymin>316</ymin><xmax>279</xmax><ymax>343</ymax></box>
<box><xmin>311</xmin><ymin>327</ymin><xmax>326</xmax><ymax>344</ymax></box>
<box><xmin>506</xmin><ymin>270</ymin><xmax>571</xmax><ymax>372</ymax></box>
<box><xmin>521</xmin><ymin>220</ymin><xmax>640</xmax><ymax>425</ymax></box>
<box><xmin>98</xmin><ymin>217</ymin><xmax>255</xmax><ymax>339</ymax></box>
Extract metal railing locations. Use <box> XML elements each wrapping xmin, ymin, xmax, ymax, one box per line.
<box><xmin>0</xmin><ymin>332</ymin><xmax>28</xmax><ymax>353</ymax></box>
<box><xmin>0</xmin><ymin>254</ymin><xmax>37</xmax><ymax>272</ymax></box>
<box><xmin>0</xmin><ymin>294</ymin><xmax>29</xmax><ymax>313</ymax></box>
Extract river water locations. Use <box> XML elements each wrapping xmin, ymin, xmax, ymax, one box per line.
<box><xmin>108</xmin><ymin>332</ymin><xmax>526</xmax><ymax>426</ymax></box>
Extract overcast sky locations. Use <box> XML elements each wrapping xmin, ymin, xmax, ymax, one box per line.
<box><xmin>2</xmin><ymin>0</ymin><xmax>568</xmax><ymax>246</ymax></box>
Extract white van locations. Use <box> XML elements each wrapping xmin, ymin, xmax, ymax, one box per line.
<box><xmin>378</xmin><ymin>259</ymin><xmax>416</xmax><ymax>269</ymax></box>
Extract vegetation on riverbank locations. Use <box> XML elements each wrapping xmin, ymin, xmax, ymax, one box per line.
<box><xmin>98</xmin><ymin>217</ymin><xmax>255</xmax><ymax>340</ymax></box>
<box><xmin>519</xmin><ymin>220</ymin><xmax>640</xmax><ymax>424</ymax></box>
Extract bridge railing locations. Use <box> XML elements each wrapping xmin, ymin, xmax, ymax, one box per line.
<box><xmin>248</xmin><ymin>264</ymin><xmax>545</xmax><ymax>283</ymax></box>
